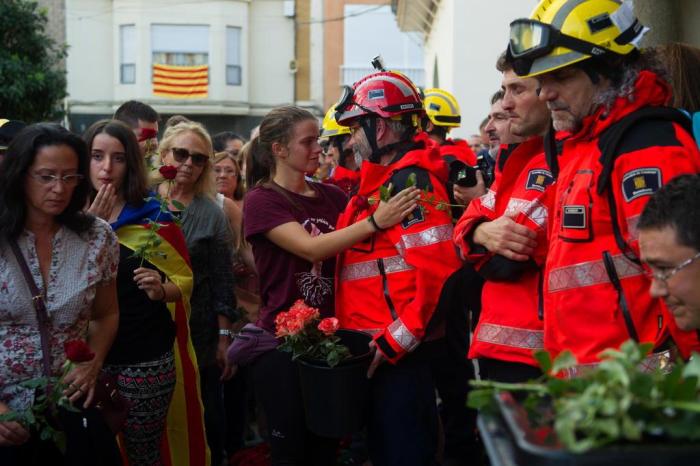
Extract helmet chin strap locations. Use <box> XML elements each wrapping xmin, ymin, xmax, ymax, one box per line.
<box><xmin>360</xmin><ymin>115</ymin><xmax>414</xmax><ymax>164</ymax></box>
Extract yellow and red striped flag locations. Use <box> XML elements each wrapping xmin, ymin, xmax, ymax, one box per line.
<box><xmin>153</xmin><ymin>64</ymin><xmax>208</xmax><ymax>99</ymax></box>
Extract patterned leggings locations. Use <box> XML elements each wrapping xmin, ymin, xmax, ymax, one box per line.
<box><xmin>104</xmin><ymin>350</ymin><xmax>176</xmax><ymax>466</ymax></box>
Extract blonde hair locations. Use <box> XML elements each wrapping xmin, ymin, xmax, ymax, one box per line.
<box><xmin>159</xmin><ymin>121</ymin><xmax>216</xmax><ymax>198</ymax></box>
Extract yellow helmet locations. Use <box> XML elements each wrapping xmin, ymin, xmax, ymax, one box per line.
<box><xmin>319</xmin><ymin>104</ymin><xmax>351</xmax><ymax>140</ymax></box>
<box><xmin>423</xmin><ymin>88</ymin><xmax>461</xmax><ymax>128</ymax></box>
<box><xmin>508</xmin><ymin>0</ymin><xmax>648</xmax><ymax>77</ymax></box>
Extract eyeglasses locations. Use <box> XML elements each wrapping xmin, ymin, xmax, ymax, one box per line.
<box><xmin>170</xmin><ymin>147</ymin><xmax>209</xmax><ymax>167</ymax></box>
<box><xmin>644</xmin><ymin>252</ymin><xmax>700</xmax><ymax>285</ymax></box>
<box><xmin>29</xmin><ymin>172</ymin><xmax>84</xmax><ymax>187</ymax></box>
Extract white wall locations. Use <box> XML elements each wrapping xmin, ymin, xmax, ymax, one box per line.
<box><xmin>66</xmin><ymin>0</ymin><xmax>114</xmax><ymax>107</ymax></box>
<box><xmin>344</xmin><ymin>4</ymin><xmax>423</xmax><ymax>70</ymax></box>
<box><xmin>424</xmin><ymin>0</ymin><xmax>535</xmax><ymax>139</ymax></box>
<box><xmin>249</xmin><ymin>0</ymin><xmax>295</xmax><ymax>112</ymax></box>
<box><xmin>308</xmin><ymin>0</ymin><xmax>325</xmax><ymax>109</ymax></box>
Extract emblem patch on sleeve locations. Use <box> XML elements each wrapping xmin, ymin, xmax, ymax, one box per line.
<box><xmin>525</xmin><ymin>169</ymin><xmax>554</xmax><ymax>191</ymax></box>
<box><xmin>562</xmin><ymin>205</ymin><xmax>586</xmax><ymax>229</ymax></box>
<box><xmin>402</xmin><ymin>206</ymin><xmax>424</xmax><ymax>229</ymax></box>
<box><xmin>621</xmin><ymin>167</ymin><xmax>661</xmax><ymax>202</ymax></box>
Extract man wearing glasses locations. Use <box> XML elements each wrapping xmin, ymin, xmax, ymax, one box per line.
<box><xmin>508</xmin><ymin>0</ymin><xmax>700</xmax><ymax>370</ymax></box>
<box><xmin>639</xmin><ymin>175</ymin><xmax>700</xmax><ymax>332</ymax></box>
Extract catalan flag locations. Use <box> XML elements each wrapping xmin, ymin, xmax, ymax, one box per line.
<box><xmin>153</xmin><ymin>63</ymin><xmax>209</xmax><ymax>99</ymax></box>
<box><xmin>112</xmin><ymin>198</ymin><xmax>210</xmax><ymax>466</ymax></box>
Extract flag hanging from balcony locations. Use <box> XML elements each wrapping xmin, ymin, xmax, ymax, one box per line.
<box><xmin>153</xmin><ymin>64</ymin><xmax>208</xmax><ymax>99</ymax></box>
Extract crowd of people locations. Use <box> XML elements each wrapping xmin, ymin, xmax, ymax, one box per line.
<box><xmin>2</xmin><ymin>0</ymin><xmax>700</xmax><ymax>465</ymax></box>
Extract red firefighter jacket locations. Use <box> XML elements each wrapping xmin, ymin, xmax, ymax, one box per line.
<box><xmin>453</xmin><ymin>137</ymin><xmax>553</xmax><ymax>366</ymax></box>
<box><xmin>335</xmin><ymin>137</ymin><xmax>462</xmax><ymax>364</ymax></box>
<box><xmin>438</xmin><ymin>138</ymin><xmax>477</xmax><ymax>166</ymax></box>
<box><xmin>328</xmin><ymin>165</ymin><xmax>361</xmax><ymax>195</ymax></box>
<box><xmin>544</xmin><ymin>70</ymin><xmax>700</xmax><ymax>365</ymax></box>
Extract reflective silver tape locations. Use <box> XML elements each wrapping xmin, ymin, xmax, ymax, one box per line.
<box><xmin>548</xmin><ymin>254</ymin><xmax>644</xmax><ymax>293</ymax></box>
<box><xmin>340</xmin><ymin>255</ymin><xmax>413</xmax><ymax>282</ymax></box>
<box><xmin>476</xmin><ymin>323</ymin><xmax>544</xmax><ymax>350</ymax></box>
<box><xmin>388</xmin><ymin>318</ymin><xmax>420</xmax><ymax>352</ymax></box>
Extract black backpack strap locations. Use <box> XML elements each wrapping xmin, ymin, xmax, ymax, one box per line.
<box><xmin>596</xmin><ymin>106</ymin><xmax>693</xmax><ymax>264</ymax></box>
<box><xmin>544</xmin><ymin>123</ymin><xmax>560</xmax><ymax>179</ymax></box>
<box><xmin>596</xmin><ymin>106</ymin><xmax>693</xmax><ymax>196</ymax></box>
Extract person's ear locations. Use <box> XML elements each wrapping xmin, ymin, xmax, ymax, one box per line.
<box><xmin>375</xmin><ymin>118</ymin><xmax>388</xmax><ymax>142</ymax></box>
<box><xmin>271</xmin><ymin>141</ymin><xmax>287</xmax><ymax>158</ymax></box>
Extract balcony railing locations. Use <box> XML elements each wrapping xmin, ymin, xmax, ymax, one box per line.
<box><xmin>340</xmin><ymin>66</ymin><xmax>425</xmax><ymax>87</ymax></box>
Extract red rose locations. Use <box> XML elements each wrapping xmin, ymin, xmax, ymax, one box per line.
<box><xmin>317</xmin><ymin>317</ymin><xmax>339</xmax><ymax>336</ymax></box>
<box><xmin>138</xmin><ymin>127</ymin><xmax>158</xmax><ymax>142</ymax></box>
<box><xmin>159</xmin><ymin>165</ymin><xmax>178</xmax><ymax>180</ymax></box>
<box><xmin>64</xmin><ymin>340</ymin><xmax>95</xmax><ymax>363</ymax></box>
<box><xmin>352</xmin><ymin>195</ymin><xmax>369</xmax><ymax>211</ymax></box>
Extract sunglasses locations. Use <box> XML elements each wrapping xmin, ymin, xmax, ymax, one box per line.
<box><xmin>170</xmin><ymin>147</ymin><xmax>209</xmax><ymax>167</ymax></box>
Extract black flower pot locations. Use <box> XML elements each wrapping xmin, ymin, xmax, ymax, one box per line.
<box><xmin>297</xmin><ymin>329</ymin><xmax>372</xmax><ymax>438</ymax></box>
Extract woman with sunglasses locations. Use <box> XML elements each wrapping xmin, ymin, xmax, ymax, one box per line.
<box><xmin>84</xmin><ymin>119</ymin><xmax>208</xmax><ymax>466</ymax></box>
<box><xmin>241</xmin><ymin>106</ymin><xmax>419</xmax><ymax>465</ymax></box>
<box><xmin>158</xmin><ymin>121</ymin><xmax>237</xmax><ymax>466</ymax></box>
<box><xmin>0</xmin><ymin>123</ymin><xmax>121</xmax><ymax>465</ymax></box>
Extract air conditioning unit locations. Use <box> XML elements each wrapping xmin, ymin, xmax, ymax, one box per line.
<box><xmin>283</xmin><ymin>0</ymin><xmax>295</xmax><ymax>18</ymax></box>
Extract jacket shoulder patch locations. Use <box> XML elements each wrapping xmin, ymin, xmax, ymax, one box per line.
<box><xmin>621</xmin><ymin>167</ymin><xmax>661</xmax><ymax>202</ymax></box>
<box><xmin>402</xmin><ymin>206</ymin><xmax>424</xmax><ymax>229</ymax></box>
<box><xmin>525</xmin><ymin>169</ymin><xmax>554</xmax><ymax>191</ymax></box>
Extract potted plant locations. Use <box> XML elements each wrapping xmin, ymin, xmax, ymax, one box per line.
<box><xmin>275</xmin><ymin>300</ymin><xmax>372</xmax><ymax>437</ymax></box>
<box><xmin>469</xmin><ymin>341</ymin><xmax>700</xmax><ymax>465</ymax></box>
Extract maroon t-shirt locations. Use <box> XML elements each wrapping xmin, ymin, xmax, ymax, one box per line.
<box><xmin>243</xmin><ymin>182</ymin><xmax>348</xmax><ymax>332</ymax></box>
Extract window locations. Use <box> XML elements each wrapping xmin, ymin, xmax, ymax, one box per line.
<box><xmin>151</xmin><ymin>24</ymin><xmax>209</xmax><ymax>67</ymax></box>
<box><xmin>120</xmin><ymin>25</ymin><xmax>136</xmax><ymax>84</ymax></box>
<box><xmin>226</xmin><ymin>26</ymin><xmax>242</xmax><ymax>85</ymax></box>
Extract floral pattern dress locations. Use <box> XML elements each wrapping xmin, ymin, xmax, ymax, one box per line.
<box><xmin>0</xmin><ymin>218</ymin><xmax>119</xmax><ymax>412</ymax></box>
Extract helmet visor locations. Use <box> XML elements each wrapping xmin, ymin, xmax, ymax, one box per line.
<box><xmin>509</xmin><ymin>19</ymin><xmax>552</xmax><ymax>58</ymax></box>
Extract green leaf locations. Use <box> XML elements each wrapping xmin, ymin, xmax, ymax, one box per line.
<box><xmin>467</xmin><ymin>389</ymin><xmax>496</xmax><ymax>410</ymax></box>
<box><xmin>551</xmin><ymin>350</ymin><xmax>577</xmax><ymax>374</ymax></box>
<box><xmin>405</xmin><ymin>173</ymin><xmax>417</xmax><ymax>189</ymax></box>
<box><xmin>171</xmin><ymin>199</ymin><xmax>186</xmax><ymax>211</ymax></box>
<box><xmin>379</xmin><ymin>185</ymin><xmax>391</xmax><ymax>202</ymax></box>
<box><xmin>533</xmin><ymin>350</ymin><xmax>552</xmax><ymax>373</ymax></box>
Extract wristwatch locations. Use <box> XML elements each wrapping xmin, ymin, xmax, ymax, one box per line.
<box><xmin>219</xmin><ymin>329</ymin><xmax>233</xmax><ymax>338</ymax></box>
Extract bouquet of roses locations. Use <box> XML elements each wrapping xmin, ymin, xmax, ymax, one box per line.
<box><xmin>0</xmin><ymin>340</ymin><xmax>95</xmax><ymax>452</ymax></box>
<box><xmin>275</xmin><ymin>300</ymin><xmax>351</xmax><ymax>368</ymax></box>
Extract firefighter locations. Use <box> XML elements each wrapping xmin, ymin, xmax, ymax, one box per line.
<box><xmin>421</xmin><ymin>89</ymin><xmax>483</xmax><ymax>463</ymax></box>
<box><xmin>509</xmin><ymin>0</ymin><xmax>700</xmax><ymax>371</ymax></box>
<box><xmin>453</xmin><ymin>50</ymin><xmax>552</xmax><ymax>383</ymax></box>
<box><xmin>318</xmin><ymin>104</ymin><xmax>360</xmax><ymax>194</ymax></box>
<box><xmin>334</xmin><ymin>70</ymin><xmax>462</xmax><ymax>466</ymax></box>
<box><xmin>422</xmin><ymin>88</ymin><xmax>485</xmax><ymax>215</ymax></box>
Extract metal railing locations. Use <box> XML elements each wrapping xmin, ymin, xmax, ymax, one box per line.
<box><xmin>340</xmin><ymin>66</ymin><xmax>425</xmax><ymax>87</ymax></box>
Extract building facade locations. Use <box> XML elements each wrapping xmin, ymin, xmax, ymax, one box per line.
<box><xmin>64</xmin><ymin>0</ymin><xmax>297</xmax><ymax>135</ymax></box>
<box><xmin>392</xmin><ymin>0</ymin><xmax>700</xmax><ymax>140</ymax></box>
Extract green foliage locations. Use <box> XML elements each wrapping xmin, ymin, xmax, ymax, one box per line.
<box><xmin>468</xmin><ymin>340</ymin><xmax>700</xmax><ymax>453</ymax></box>
<box><xmin>0</xmin><ymin>0</ymin><xmax>67</xmax><ymax>121</ymax></box>
<box><xmin>278</xmin><ymin>325</ymin><xmax>351</xmax><ymax>368</ymax></box>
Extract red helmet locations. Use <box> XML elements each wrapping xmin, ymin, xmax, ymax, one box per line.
<box><xmin>335</xmin><ymin>71</ymin><xmax>424</xmax><ymax>126</ymax></box>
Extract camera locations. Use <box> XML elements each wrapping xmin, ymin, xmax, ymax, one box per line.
<box><xmin>448</xmin><ymin>156</ymin><xmax>494</xmax><ymax>188</ymax></box>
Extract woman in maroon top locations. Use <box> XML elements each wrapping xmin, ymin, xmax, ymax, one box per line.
<box><xmin>242</xmin><ymin>106</ymin><xmax>417</xmax><ymax>465</ymax></box>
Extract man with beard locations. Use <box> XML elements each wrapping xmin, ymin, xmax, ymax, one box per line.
<box><xmin>334</xmin><ymin>70</ymin><xmax>462</xmax><ymax>466</ymax></box>
<box><xmin>453</xmin><ymin>51</ymin><xmax>552</xmax><ymax>383</ymax></box>
<box><xmin>509</xmin><ymin>0</ymin><xmax>700</xmax><ymax>371</ymax></box>
<box><xmin>318</xmin><ymin>104</ymin><xmax>360</xmax><ymax>194</ymax></box>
